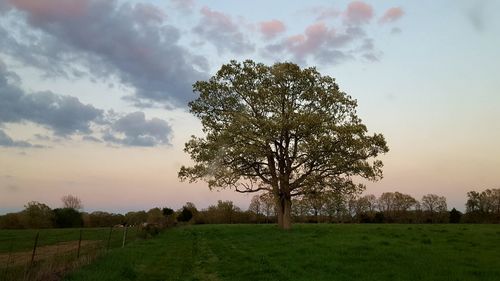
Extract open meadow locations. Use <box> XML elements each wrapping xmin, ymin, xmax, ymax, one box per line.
<box><xmin>61</xmin><ymin>224</ymin><xmax>500</xmax><ymax>281</ymax></box>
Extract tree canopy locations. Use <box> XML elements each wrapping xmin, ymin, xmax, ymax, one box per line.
<box><xmin>179</xmin><ymin>60</ymin><xmax>388</xmax><ymax>229</ymax></box>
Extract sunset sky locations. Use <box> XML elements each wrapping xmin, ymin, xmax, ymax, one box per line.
<box><xmin>1</xmin><ymin>0</ymin><xmax>499</xmax><ymax>214</ymax></box>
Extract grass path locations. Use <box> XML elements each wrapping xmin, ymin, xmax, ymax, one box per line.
<box><xmin>64</xmin><ymin>224</ymin><xmax>500</xmax><ymax>281</ymax></box>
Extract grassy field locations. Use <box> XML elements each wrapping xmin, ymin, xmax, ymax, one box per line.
<box><xmin>63</xmin><ymin>224</ymin><xmax>500</xmax><ymax>281</ymax></box>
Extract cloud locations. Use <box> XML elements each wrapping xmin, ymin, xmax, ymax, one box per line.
<box><xmin>82</xmin><ymin>135</ymin><xmax>102</xmax><ymax>143</ymax></box>
<box><xmin>2</xmin><ymin>0</ymin><xmax>207</xmax><ymax>107</ymax></box>
<box><xmin>171</xmin><ymin>0</ymin><xmax>195</xmax><ymax>13</ymax></box>
<box><xmin>311</xmin><ymin>6</ymin><xmax>341</xmax><ymax>21</ymax></box>
<box><xmin>0</xmin><ymin>129</ymin><xmax>41</xmax><ymax>148</ymax></box>
<box><xmin>466</xmin><ymin>0</ymin><xmax>491</xmax><ymax>32</ymax></box>
<box><xmin>0</xmin><ymin>62</ymin><xmax>103</xmax><ymax>136</ymax></box>
<box><xmin>104</xmin><ymin>112</ymin><xmax>172</xmax><ymax>147</ymax></box>
<box><xmin>193</xmin><ymin>7</ymin><xmax>254</xmax><ymax>55</ymax></box>
<box><xmin>0</xmin><ymin>60</ymin><xmax>172</xmax><ymax>147</ymax></box>
<box><xmin>391</xmin><ymin>27</ymin><xmax>402</xmax><ymax>34</ymax></box>
<box><xmin>379</xmin><ymin>7</ymin><xmax>404</xmax><ymax>24</ymax></box>
<box><xmin>344</xmin><ymin>1</ymin><xmax>373</xmax><ymax>25</ymax></box>
<box><xmin>263</xmin><ymin>23</ymin><xmax>367</xmax><ymax>65</ymax></box>
<box><xmin>259</xmin><ymin>20</ymin><xmax>286</xmax><ymax>40</ymax></box>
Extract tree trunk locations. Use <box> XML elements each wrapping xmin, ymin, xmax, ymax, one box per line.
<box><xmin>277</xmin><ymin>194</ymin><xmax>292</xmax><ymax>230</ymax></box>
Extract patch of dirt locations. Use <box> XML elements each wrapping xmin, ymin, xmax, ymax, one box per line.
<box><xmin>0</xmin><ymin>240</ymin><xmax>102</xmax><ymax>267</ymax></box>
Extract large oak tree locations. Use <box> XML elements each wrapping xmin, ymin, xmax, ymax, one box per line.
<box><xmin>179</xmin><ymin>60</ymin><xmax>388</xmax><ymax>229</ymax></box>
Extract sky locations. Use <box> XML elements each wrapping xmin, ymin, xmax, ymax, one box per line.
<box><xmin>1</xmin><ymin>0</ymin><xmax>499</xmax><ymax>214</ymax></box>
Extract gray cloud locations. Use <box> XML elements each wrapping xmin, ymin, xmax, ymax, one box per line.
<box><xmin>0</xmin><ymin>60</ymin><xmax>172</xmax><ymax>147</ymax></box>
<box><xmin>2</xmin><ymin>0</ymin><xmax>208</xmax><ymax>107</ymax></box>
<box><xmin>104</xmin><ymin>112</ymin><xmax>172</xmax><ymax>147</ymax></box>
<box><xmin>0</xmin><ymin>62</ymin><xmax>103</xmax><ymax>136</ymax></box>
<box><xmin>82</xmin><ymin>135</ymin><xmax>102</xmax><ymax>143</ymax></box>
<box><xmin>466</xmin><ymin>0</ymin><xmax>491</xmax><ymax>32</ymax></box>
<box><xmin>193</xmin><ymin>7</ymin><xmax>254</xmax><ymax>55</ymax></box>
<box><xmin>0</xmin><ymin>129</ymin><xmax>41</xmax><ymax>148</ymax></box>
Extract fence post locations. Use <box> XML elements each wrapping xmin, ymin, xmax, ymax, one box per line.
<box><xmin>24</xmin><ymin>231</ymin><xmax>39</xmax><ymax>280</ymax></box>
<box><xmin>107</xmin><ymin>227</ymin><xmax>113</xmax><ymax>251</ymax></box>
<box><xmin>2</xmin><ymin>239</ymin><xmax>13</xmax><ymax>281</ymax></box>
<box><xmin>122</xmin><ymin>226</ymin><xmax>128</xmax><ymax>248</ymax></box>
<box><xmin>29</xmin><ymin>232</ymin><xmax>39</xmax><ymax>268</ymax></box>
<box><xmin>77</xmin><ymin>229</ymin><xmax>83</xmax><ymax>258</ymax></box>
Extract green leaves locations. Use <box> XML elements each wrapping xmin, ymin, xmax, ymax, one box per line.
<box><xmin>180</xmin><ymin>60</ymin><xmax>388</xmax><ymax>198</ymax></box>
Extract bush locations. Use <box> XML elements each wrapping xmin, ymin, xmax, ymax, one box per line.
<box><xmin>177</xmin><ymin>207</ymin><xmax>193</xmax><ymax>222</ymax></box>
<box><xmin>53</xmin><ymin>208</ymin><xmax>83</xmax><ymax>228</ymax></box>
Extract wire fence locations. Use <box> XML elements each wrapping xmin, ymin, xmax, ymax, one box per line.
<box><xmin>0</xmin><ymin>226</ymin><xmax>142</xmax><ymax>281</ymax></box>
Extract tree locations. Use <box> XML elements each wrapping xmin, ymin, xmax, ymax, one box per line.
<box><xmin>61</xmin><ymin>194</ymin><xmax>83</xmax><ymax>210</ymax></box>
<box><xmin>146</xmin><ymin>208</ymin><xmax>164</xmax><ymax>224</ymax></box>
<box><xmin>421</xmin><ymin>194</ymin><xmax>447</xmax><ymax>213</ymax></box>
<box><xmin>179</xmin><ymin>60</ymin><xmax>388</xmax><ymax>229</ymax></box>
<box><xmin>249</xmin><ymin>195</ymin><xmax>262</xmax><ymax>222</ymax></box>
<box><xmin>449</xmin><ymin>208</ymin><xmax>462</xmax><ymax>223</ymax></box>
<box><xmin>21</xmin><ymin>201</ymin><xmax>54</xmax><ymax>228</ymax></box>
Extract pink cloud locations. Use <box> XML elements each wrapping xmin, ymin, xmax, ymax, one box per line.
<box><xmin>285</xmin><ymin>22</ymin><xmax>331</xmax><ymax>58</ymax></box>
<box><xmin>8</xmin><ymin>0</ymin><xmax>88</xmax><ymax>21</ymax></box>
<box><xmin>379</xmin><ymin>7</ymin><xmax>404</xmax><ymax>24</ymax></box>
<box><xmin>259</xmin><ymin>20</ymin><xmax>286</xmax><ymax>40</ymax></box>
<box><xmin>345</xmin><ymin>1</ymin><xmax>373</xmax><ymax>25</ymax></box>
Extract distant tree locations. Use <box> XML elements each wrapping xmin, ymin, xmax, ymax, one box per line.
<box><xmin>0</xmin><ymin>213</ymin><xmax>23</xmax><ymax>229</ymax></box>
<box><xmin>464</xmin><ymin>188</ymin><xmax>500</xmax><ymax>223</ymax></box>
<box><xmin>125</xmin><ymin>211</ymin><xmax>148</xmax><ymax>225</ymax></box>
<box><xmin>303</xmin><ymin>190</ymin><xmax>327</xmax><ymax>223</ymax></box>
<box><xmin>363</xmin><ymin>194</ymin><xmax>378</xmax><ymax>213</ymax></box>
<box><xmin>53</xmin><ymin>208</ymin><xmax>83</xmax><ymax>228</ymax></box>
<box><xmin>162</xmin><ymin>208</ymin><xmax>174</xmax><ymax>217</ymax></box>
<box><xmin>449</xmin><ymin>208</ymin><xmax>462</xmax><ymax>223</ymax></box>
<box><xmin>88</xmin><ymin>211</ymin><xmax>124</xmax><ymax>227</ymax></box>
<box><xmin>21</xmin><ymin>201</ymin><xmax>54</xmax><ymax>228</ymax></box>
<box><xmin>217</xmin><ymin>200</ymin><xmax>240</xmax><ymax>224</ymax></box>
<box><xmin>147</xmin><ymin>208</ymin><xmax>164</xmax><ymax>224</ymax></box>
<box><xmin>183</xmin><ymin>202</ymin><xmax>199</xmax><ymax>219</ymax></box>
<box><xmin>249</xmin><ymin>195</ymin><xmax>263</xmax><ymax>222</ymax></box>
<box><xmin>466</xmin><ymin>191</ymin><xmax>481</xmax><ymax>213</ymax></box>
<box><xmin>178</xmin><ymin>60</ymin><xmax>389</xmax><ymax>229</ymax></box>
<box><xmin>393</xmin><ymin>192</ymin><xmax>417</xmax><ymax>212</ymax></box>
<box><xmin>249</xmin><ymin>195</ymin><xmax>262</xmax><ymax>215</ymax></box>
<box><xmin>177</xmin><ymin>207</ymin><xmax>193</xmax><ymax>222</ymax></box>
<box><xmin>291</xmin><ymin>197</ymin><xmax>310</xmax><ymax>222</ymax></box>
<box><xmin>421</xmin><ymin>194</ymin><xmax>447</xmax><ymax>213</ymax></box>
<box><xmin>259</xmin><ymin>193</ymin><xmax>276</xmax><ymax>223</ymax></box>
<box><xmin>377</xmin><ymin>192</ymin><xmax>396</xmax><ymax>213</ymax></box>
<box><xmin>61</xmin><ymin>195</ymin><xmax>83</xmax><ymax>210</ymax></box>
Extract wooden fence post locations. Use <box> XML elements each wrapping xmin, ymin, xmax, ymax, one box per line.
<box><xmin>107</xmin><ymin>227</ymin><xmax>113</xmax><ymax>251</ymax></box>
<box><xmin>29</xmin><ymin>232</ymin><xmax>39</xmax><ymax>268</ymax></box>
<box><xmin>77</xmin><ymin>229</ymin><xmax>83</xmax><ymax>258</ymax></box>
<box><xmin>122</xmin><ymin>226</ymin><xmax>128</xmax><ymax>248</ymax></box>
<box><xmin>2</xmin><ymin>239</ymin><xmax>13</xmax><ymax>281</ymax></box>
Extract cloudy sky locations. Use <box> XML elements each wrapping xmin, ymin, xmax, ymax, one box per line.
<box><xmin>1</xmin><ymin>0</ymin><xmax>499</xmax><ymax>214</ymax></box>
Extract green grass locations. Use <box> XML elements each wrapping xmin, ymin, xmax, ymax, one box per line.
<box><xmin>63</xmin><ymin>224</ymin><xmax>500</xmax><ymax>281</ymax></box>
<box><xmin>0</xmin><ymin>227</ymin><xmax>140</xmax><ymax>253</ymax></box>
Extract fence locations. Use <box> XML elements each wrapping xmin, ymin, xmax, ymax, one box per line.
<box><xmin>0</xmin><ymin>226</ymin><xmax>141</xmax><ymax>281</ymax></box>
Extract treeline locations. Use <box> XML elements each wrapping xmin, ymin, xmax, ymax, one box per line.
<box><xmin>1</xmin><ymin>188</ymin><xmax>499</xmax><ymax>229</ymax></box>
